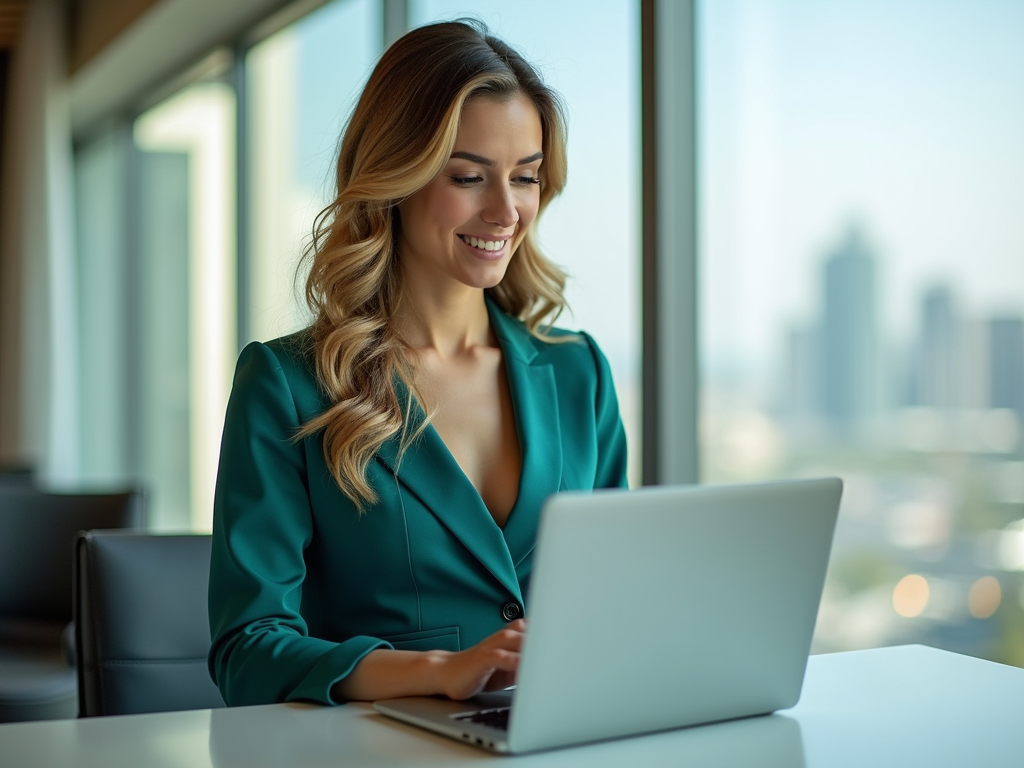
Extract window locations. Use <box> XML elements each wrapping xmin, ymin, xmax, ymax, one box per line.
<box><xmin>411</xmin><ymin>0</ymin><xmax>643</xmax><ymax>483</ymax></box>
<box><xmin>131</xmin><ymin>76</ymin><xmax>237</xmax><ymax>530</ymax></box>
<box><xmin>699</xmin><ymin>0</ymin><xmax>1024</xmax><ymax>665</ymax></box>
<box><xmin>244</xmin><ymin>0</ymin><xmax>383</xmax><ymax>345</ymax></box>
<box><xmin>74</xmin><ymin>0</ymin><xmax>385</xmax><ymax>530</ymax></box>
<box><xmin>75</xmin><ymin>130</ymin><xmax>131</xmax><ymax>487</ymax></box>
<box><xmin>75</xmin><ymin>68</ymin><xmax>237</xmax><ymax>530</ymax></box>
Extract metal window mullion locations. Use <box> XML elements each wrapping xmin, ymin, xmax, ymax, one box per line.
<box><xmin>642</xmin><ymin>0</ymin><xmax>699</xmax><ymax>486</ymax></box>
<box><xmin>123</xmin><ymin>121</ymin><xmax>143</xmax><ymax>481</ymax></box>
<box><xmin>383</xmin><ymin>0</ymin><xmax>409</xmax><ymax>48</ymax></box>
<box><xmin>233</xmin><ymin>42</ymin><xmax>250</xmax><ymax>352</ymax></box>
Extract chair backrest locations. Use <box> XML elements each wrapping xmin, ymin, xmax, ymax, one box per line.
<box><xmin>0</xmin><ymin>488</ymin><xmax>146</xmax><ymax>623</ymax></box>
<box><xmin>74</xmin><ymin>531</ymin><xmax>225</xmax><ymax>716</ymax></box>
<box><xmin>0</xmin><ymin>464</ymin><xmax>35</xmax><ymax>487</ymax></box>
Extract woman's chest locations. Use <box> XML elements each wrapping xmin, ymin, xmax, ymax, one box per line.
<box><xmin>415</xmin><ymin>352</ymin><xmax>521</xmax><ymax>527</ymax></box>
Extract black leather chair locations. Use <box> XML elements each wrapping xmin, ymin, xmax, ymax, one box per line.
<box><xmin>74</xmin><ymin>531</ymin><xmax>225</xmax><ymax>716</ymax></box>
<box><xmin>0</xmin><ymin>488</ymin><xmax>146</xmax><ymax>722</ymax></box>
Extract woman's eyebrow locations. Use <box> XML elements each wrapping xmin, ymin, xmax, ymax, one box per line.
<box><xmin>450</xmin><ymin>151</ymin><xmax>544</xmax><ymax>165</ymax></box>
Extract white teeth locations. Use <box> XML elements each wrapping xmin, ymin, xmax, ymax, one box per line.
<box><xmin>461</xmin><ymin>235</ymin><xmax>506</xmax><ymax>251</ymax></box>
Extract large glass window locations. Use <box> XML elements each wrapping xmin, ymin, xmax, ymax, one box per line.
<box><xmin>245</xmin><ymin>0</ymin><xmax>383</xmax><ymax>345</ymax></box>
<box><xmin>75</xmin><ymin>74</ymin><xmax>237</xmax><ymax>531</ymax></box>
<box><xmin>411</xmin><ymin>0</ymin><xmax>643</xmax><ymax>483</ymax></box>
<box><xmin>699</xmin><ymin>0</ymin><xmax>1024</xmax><ymax>666</ymax></box>
<box><xmin>132</xmin><ymin>77</ymin><xmax>237</xmax><ymax>530</ymax></box>
<box><xmin>73</xmin><ymin>0</ymin><xmax>385</xmax><ymax>531</ymax></box>
<box><xmin>75</xmin><ymin>130</ymin><xmax>131</xmax><ymax>487</ymax></box>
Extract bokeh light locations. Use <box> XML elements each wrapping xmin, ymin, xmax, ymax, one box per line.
<box><xmin>968</xmin><ymin>576</ymin><xmax>1002</xmax><ymax>619</ymax></box>
<box><xmin>893</xmin><ymin>574</ymin><xmax>930</xmax><ymax>618</ymax></box>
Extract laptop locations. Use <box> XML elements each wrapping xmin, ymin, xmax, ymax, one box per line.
<box><xmin>374</xmin><ymin>477</ymin><xmax>842</xmax><ymax>754</ymax></box>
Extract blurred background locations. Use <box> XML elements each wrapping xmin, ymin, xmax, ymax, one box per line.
<box><xmin>699</xmin><ymin>0</ymin><xmax>1024</xmax><ymax>666</ymax></box>
<box><xmin>1</xmin><ymin>0</ymin><xmax>1021</xmax><ymax>677</ymax></box>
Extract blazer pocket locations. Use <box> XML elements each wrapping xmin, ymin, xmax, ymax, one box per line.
<box><xmin>380</xmin><ymin>626</ymin><xmax>461</xmax><ymax>652</ymax></box>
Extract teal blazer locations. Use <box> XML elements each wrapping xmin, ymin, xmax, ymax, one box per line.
<box><xmin>208</xmin><ymin>300</ymin><xmax>628</xmax><ymax>706</ymax></box>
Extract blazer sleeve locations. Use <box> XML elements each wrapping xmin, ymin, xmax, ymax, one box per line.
<box><xmin>580</xmin><ymin>331</ymin><xmax>630</xmax><ymax>489</ymax></box>
<box><xmin>207</xmin><ymin>342</ymin><xmax>390</xmax><ymax>706</ymax></box>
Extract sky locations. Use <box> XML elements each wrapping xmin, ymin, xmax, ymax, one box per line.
<box><xmin>700</xmin><ymin>0</ymin><xmax>1024</xmax><ymax>381</ymax></box>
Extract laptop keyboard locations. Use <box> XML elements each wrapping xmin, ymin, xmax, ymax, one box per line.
<box><xmin>453</xmin><ymin>707</ymin><xmax>510</xmax><ymax>730</ymax></box>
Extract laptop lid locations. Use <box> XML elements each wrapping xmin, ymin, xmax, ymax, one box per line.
<box><xmin>506</xmin><ymin>477</ymin><xmax>842</xmax><ymax>753</ymax></box>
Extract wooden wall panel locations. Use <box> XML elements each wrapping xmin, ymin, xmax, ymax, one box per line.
<box><xmin>70</xmin><ymin>0</ymin><xmax>160</xmax><ymax>71</ymax></box>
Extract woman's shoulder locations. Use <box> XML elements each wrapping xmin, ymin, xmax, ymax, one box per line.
<box><xmin>232</xmin><ymin>330</ymin><xmax>323</xmax><ymax>416</ymax></box>
<box><xmin>234</xmin><ymin>331</ymin><xmax>314</xmax><ymax>377</ymax></box>
<box><xmin>263</xmin><ymin>329</ymin><xmax>316</xmax><ymax>369</ymax></box>
<box><xmin>536</xmin><ymin>326</ymin><xmax>613</xmax><ymax>383</ymax></box>
<box><xmin>488</xmin><ymin>304</ymin><xmax>610</xmax><ymax>377</ymax></box>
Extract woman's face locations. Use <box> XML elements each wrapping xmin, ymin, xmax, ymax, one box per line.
<box><xmin>397</xmin><ymin>93</ymin><xmax>544</xmax><ymax>296</ymax></box>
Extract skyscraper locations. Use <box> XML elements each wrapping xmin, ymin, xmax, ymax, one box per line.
<box><xmin>820</xmin><ymin>226</ymin><xmax>878</xmax><ymax>431</ymax></box>
<box><xmin>918</xmin><ymin>285</ymin><xmax>960</xmax><ymax>409</ymax></box>
<box><xmin>783</xmin><ymin>324</ymin><xmax>819</xmax><ymax>420</ymax></box>
<box><xmin>989</xmin><ymin>317</ymin><xmax>1024</xmax><ymax>421</ymax></box>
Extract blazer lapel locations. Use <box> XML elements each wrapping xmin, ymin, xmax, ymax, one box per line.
<box><xmin>373</xmin><ymin>299</ymin><xmax>564</xmax><ymax>598</ymax></box>
<box><xmin>375</xmin><ymin>382</ymin><xmax>523</xmax><ymax>601</ymax></box>
<box><xmin>488</xmin><ymin>300</ymin><xmax>564</xmax><ymax>568</ymax></box>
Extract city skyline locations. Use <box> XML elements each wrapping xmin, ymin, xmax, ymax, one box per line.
<box><xmin>777</xmin><ymin>224</ymin><xmax>1024</xmax><ymax>449</ymax></box>
<box><xmin>700</xmin><ymin>0</ymin><xmax>1024</xmax><ymax>379</ymax></box>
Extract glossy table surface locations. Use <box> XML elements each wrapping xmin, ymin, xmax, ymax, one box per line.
<box><xmin>1</xmin><ymin>645</ymin><xmax>1021</xmax><ymax>767</ymax></box>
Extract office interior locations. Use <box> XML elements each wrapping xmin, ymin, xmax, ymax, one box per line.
<box><xmin>0</xmin><ymin>0</ymin><xmax>1022</xmax><ymax>724</ymax></box>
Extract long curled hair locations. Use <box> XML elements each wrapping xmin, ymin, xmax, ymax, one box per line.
<box><xmin>297</xmin><ymin>21</ymin><xmax>570</xmax><ymax>509</ymax></box>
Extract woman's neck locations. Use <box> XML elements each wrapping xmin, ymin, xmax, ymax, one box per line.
<box><xmin>395</xmin><ymin>285</ymin><xmax>493</xmax><ymax>359</ymax></box>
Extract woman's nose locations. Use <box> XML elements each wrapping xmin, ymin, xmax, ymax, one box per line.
<box><xmin>481</xmin><ymin>183</ymin><xmax>519</xmax><ymax>228</ymax></box>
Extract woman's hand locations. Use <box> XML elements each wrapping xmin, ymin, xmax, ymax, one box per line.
<box><xmin>437</xmin><ymin>619</ymin><xmax>525</xmax><ymax>700</ymax></box>
<box><xmin>332</xmin><ymin>619</ymin><xmax>526</xmax><ymax>702</ymax></box>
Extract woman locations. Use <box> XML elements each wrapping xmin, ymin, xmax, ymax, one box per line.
<box><xmin>208</xmin><ymin>20</ymin><xmax>628</xmax><ymax>707</ymax></box>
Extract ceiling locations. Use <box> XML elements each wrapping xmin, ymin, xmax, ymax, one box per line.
<box><xmin>0</xmin><ymin>1</ymin><xmax>28</xmax><ymax>50</ymax></box>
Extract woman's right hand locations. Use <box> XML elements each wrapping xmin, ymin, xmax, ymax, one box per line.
<box><xmin>333</xmin><ymin>619</ymin><xmax>526</xmax><ymax>702</ymax></box>
<box><xmin>435</xmin><ymin>619</ymin><xmax>526</xmax><ymax>700</ymax></box>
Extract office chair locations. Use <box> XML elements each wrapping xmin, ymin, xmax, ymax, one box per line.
<box><xmin>74</xmin><ymin>531</ymin><xmax>225</xmax><ymax>716</ymax></box>
<box><xmin>0</xmin><ymin>488</ymin><xmax>146</xmax><ymax>722</ymax></box>
<box><xmin>0</xmin><ymin>464</ymin><xmax>35</xmax><ymax>487</ymax></box>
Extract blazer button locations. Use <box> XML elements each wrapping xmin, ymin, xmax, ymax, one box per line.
<box><xmin>501</xmin><ymin>602</ymin><xmax>522</xmax><ymax>622</ymax></box>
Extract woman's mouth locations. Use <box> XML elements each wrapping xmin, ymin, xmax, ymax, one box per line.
<box><xmin>458</xmin><ymin>234</ymin><xmax>509</xmax><ymax>253</ymax></box>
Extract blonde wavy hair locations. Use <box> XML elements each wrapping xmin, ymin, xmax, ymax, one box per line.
<box><xmin>296</xmin><ymin>21</ymin><xmax>570</xmax><ymax>510</ymax></box>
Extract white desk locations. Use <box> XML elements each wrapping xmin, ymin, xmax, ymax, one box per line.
<box><xmin>1</xmin><ymin>645</ymin><xmax>1021</xmax><ymax>767</ymax></box>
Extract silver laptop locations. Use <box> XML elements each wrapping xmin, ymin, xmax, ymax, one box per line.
<box><xmin>374</xmin><ymin>478</ymin><xmax>842</xmax><ymax>754</ymax></box>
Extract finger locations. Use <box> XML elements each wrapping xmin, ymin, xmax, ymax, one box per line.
<box><xmin>445</xmin><ymin>648</ymin><xmax>522</xmax><ymax>700</ymax></box>
<box><xmin>486</xmin><ymin>624</ymin><xmax>526</xmax><ymax>648</ymax></box>
<box><xmin>482</xmin><ymin>648</ymin><xmax>520</xmax><ymax>671</ymax></box>
<box><xmin>447</xmin><ymin>655</ymin><xmax>516</xmax><ymax>700</ymax></box>
<box><xmin>486</xmin><ymin>628</ymin><xmax>525</xmax><ymax>651</ymax></box>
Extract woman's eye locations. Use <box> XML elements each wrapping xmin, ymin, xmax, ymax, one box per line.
<box><xmin>449</xmin><ymin>174</ymin><xmax>539</xmax><ymax>187</ymax></box>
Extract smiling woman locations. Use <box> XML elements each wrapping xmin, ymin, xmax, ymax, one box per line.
<box><xmin>398</xmin><ymin>94</ymin><xmax>543</xmax><ymax>298</ymax></box>
<box><xmin>397</xmin><ymin>94</ymin><xmax>544</xmax><ymax>528</ymax></box>
<box><xmin>207</xmin><ymin>20</ymin><xmax>628</xmax><ymax>709</ymax></box>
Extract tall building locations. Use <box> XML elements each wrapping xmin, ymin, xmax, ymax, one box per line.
<box><xmin>820</xmin><ymin>227</ymin><xmax>878</xmax><ymax>430</ymax></box>
<box><xmin>917</xmin><ymin>285</ymin><xmax>960</xmax><ymax>409</ymax></box>
<box><xmin>782</xmin><ymin>324</ymin><xmax>819</xmax><ymax>422</ymax></box>
<box><xmin>959</xmin><ymin>319</ymin><xmax>991</xmax><ymax>410</ymax></box>
<box><xmin>989</xmin><ymin>317</ymin><xmax>1024</xmax><ymax>420</ymax></box>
